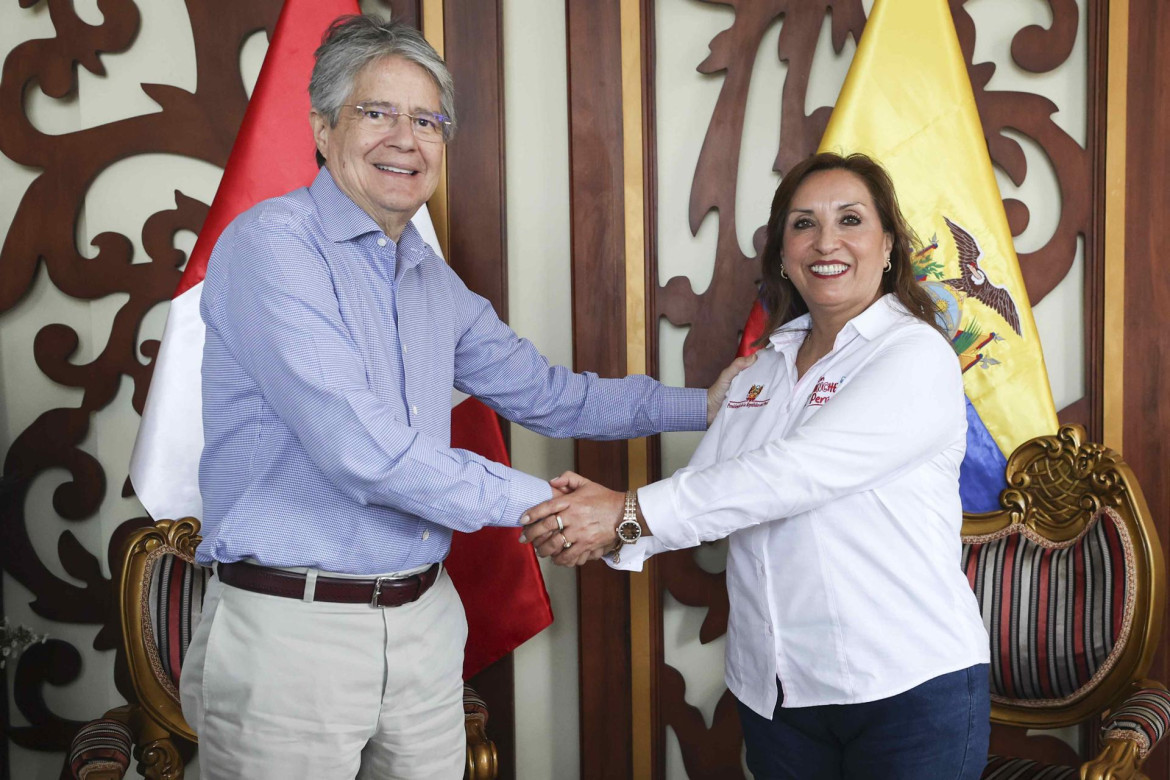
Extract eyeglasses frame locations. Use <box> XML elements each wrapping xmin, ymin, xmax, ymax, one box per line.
<box><xmin>341</xmin><ymin>102</ymin><xmax>453</xmax><ymax>144</ymax></box>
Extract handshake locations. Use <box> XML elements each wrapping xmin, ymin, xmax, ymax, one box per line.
<box><xmin>517</xmin><ymin>471</ymin><xmax>643</xmax><ymax>567</ymax></box>
<box><xmin>515</xmin><ymin>353</ymin><xmax>755</xmax><ymax>566</ymax></box>
<box><xmin>515</xmin><ymin>353</ymin><xmax>756</xmax><ymax>566</ymax></box>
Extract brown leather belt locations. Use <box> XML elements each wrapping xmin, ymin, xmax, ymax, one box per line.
<box><xmin>217</xmin><ymin>560</ymin><xmax>441</xmax><ymax>608</ymax></box>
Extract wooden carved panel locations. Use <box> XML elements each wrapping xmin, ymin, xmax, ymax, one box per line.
<box><xmin>0</xmin><ymin>4</ymin><xmax>284</xmax><ymax>774</ymax></box>
<box><xmin>649</xmin><ymin>1</ymin><xmax>1100</xmax><ymax>776</ymax></box>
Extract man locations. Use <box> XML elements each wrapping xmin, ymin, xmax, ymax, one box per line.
<box><xmin>179</xmin><ymin>14</ymin><xmax>748</xmax><ymax>779</ymax></box>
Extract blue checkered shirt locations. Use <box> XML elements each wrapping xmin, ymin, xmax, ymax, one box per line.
<box><xmin>196</xmin><ymin>169</ymin><xmax>705</xmax><ymax>574</ymax></box>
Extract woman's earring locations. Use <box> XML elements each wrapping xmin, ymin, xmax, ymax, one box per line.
<box><xmin>883</xmin><ymin>255</ymin><xmax>892</xmax><ymax>273</ymax></box>
<box><xmin>780</xmin><ymin>265</ymin><xmax>789</xmax><ymax>280</ymax></box>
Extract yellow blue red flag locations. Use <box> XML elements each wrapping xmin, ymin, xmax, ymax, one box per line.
<box><xmin>740</xmin><ymin>0</ymin><xmax>1059</xmax><ymax>511</ymax></box>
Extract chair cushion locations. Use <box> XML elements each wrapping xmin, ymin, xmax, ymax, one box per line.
<box><xmin>1101</xmin><ymin>687</ymin><xmax>1170</xmax><ymax>758</ymax></box>
<box><xmin>69</xmin><ymin>718</ymin><xmax>132</xmax><ymax>779</ymax></box>
<box><xmin>981</xmin><ymin>754</ymin><xmax>1078</xmax><ymax>779</ymax></box>
<box><xmin>145</xmin><ymin>548</ymin><xmax>210</xmax><ymax>694</ymax></box>
<box><xmin>962</xmin><ymin>507</ymin><xmax>1135</xmax><ymax>704</ymax></box>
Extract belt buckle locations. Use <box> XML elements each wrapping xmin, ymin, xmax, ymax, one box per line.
<box><xmin>370</xmin><ymin>576</ymin><xmax>394</xmax><ymax>608</ymax></box>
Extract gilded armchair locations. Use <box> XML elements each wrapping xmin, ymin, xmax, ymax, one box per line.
<box><xmin>963</xmin><ymin>425</ymin><xmax>1169</xmax><ymax>780</ymax></box>
<box><xmin>68</xmin><ymin>518</ymin><xmax>498</xmax><ymax>780</ymax></box>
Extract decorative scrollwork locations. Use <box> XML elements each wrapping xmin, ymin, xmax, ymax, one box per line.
<box><xmin>131</xmin><ymin>518</ymin><xmax>202</xmax><ymax>563</ymax></box>
<box><xmin>0</xmin><ymin>0</ymin><xmax>284</xmax><ymax>764</ymax></box>
<box><xmin>136</xmin><ymin>736</ymin><xmax>182</xmax><ymax>780</ymax></box>
<box><xmin>999</xmin><ymin>424</ymin><xmax>1129</xmax><ymax>540</ymax></box>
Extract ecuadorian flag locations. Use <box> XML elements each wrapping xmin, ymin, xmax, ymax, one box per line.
<box><xmin>739</xmin><ymin>0</ymin><xmax>1059</xmax><ymax>512</ymax></box>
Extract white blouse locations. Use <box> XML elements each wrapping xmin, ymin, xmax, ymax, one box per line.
<box><xmin>612</xmin><ymin>294</ymin><xmax>989</xmax><ymax>717</ymax></box>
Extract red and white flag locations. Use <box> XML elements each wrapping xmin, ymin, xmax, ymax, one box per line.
<box><xmin>129</xmin><ymin>0</ymin><xmax>552</xmax><ymax>678</ymax></box>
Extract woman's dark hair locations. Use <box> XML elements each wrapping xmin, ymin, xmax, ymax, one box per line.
<box><xmin>754</xmin><ymin>151</ymin><xmax>943</xmax><ymax>346</ymax></box>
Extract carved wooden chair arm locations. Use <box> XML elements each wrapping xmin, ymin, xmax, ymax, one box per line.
<box><xmin>463</xmin><ymin>684</ymin><xmax>498</xmax><ymax>780</ymax></box>
<box><xmin>1081</xmin><ymin>738</ymin><xmax>1146</xmax><ymax>780</ymax></box>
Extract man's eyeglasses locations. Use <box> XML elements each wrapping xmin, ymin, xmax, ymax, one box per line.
<box><xmin>343</xmin><ymin>103</ymin><xmax>453</xmax><ymax>144</ymax></box>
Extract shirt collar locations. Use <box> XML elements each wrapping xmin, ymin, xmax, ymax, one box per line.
<box><xmin>309</xmin><ymin>167</ymin><xmax>435</xmax><ymax>272</ymax></box>
<box><xmin>767</xmin><ymin>293</ymin><xmax>907</xmax><ymax>353</ymax></box>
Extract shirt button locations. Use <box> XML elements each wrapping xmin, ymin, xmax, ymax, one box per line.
<box><xmin>402</xmin><ymin>344</ymin><xmax>408</xmax><ymax>355</ymax></box>
<box><xmin>765</xmin><ymin>624</ymin><xmax>773</xmax><ymax>635</ymax></box>
<box><xmin>412</xmin><ymin>405</ymin><xmax>419</xmax><ymax>415</ymax></box>
<box><xmin>422</xmin><ymin>530</ymin><xmax>430</xmax><ymax>541</ymax></box>
<box><xmin>377</xmin><ymin>237</ymin><xmax>387</xmax><ymax>247</ymax></box>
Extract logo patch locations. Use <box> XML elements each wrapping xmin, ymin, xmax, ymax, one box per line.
<box><xmin>806</xmin><ymin>376</ymin><xmax>844</xmax><ymax>407</ymax></box>
<box><xmin>729</xmin><ymin>384</ymin><xmax>769</xmax><ymax>409</ymax></box>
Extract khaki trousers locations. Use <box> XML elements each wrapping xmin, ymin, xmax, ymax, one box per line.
<box><xmin>180</xmin><ymin>568</ymin><xmax>467</xmax><ymax>779</ymax></box>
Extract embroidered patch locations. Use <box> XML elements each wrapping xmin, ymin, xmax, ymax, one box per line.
<box><xmin>806</xmin><ymin>376</ymin><xmax>844</xmax><ymax>407</ymax></box>
<box><xmin>729</xmin><ymin>384</ymin><xmax>770</xmax><ymax>408</ymax></box>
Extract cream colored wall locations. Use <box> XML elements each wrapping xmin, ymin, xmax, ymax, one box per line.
<box><xmin>501</xmin><ymin>0</ymin><xmax>580</xmax><ymax>777</ymax></box>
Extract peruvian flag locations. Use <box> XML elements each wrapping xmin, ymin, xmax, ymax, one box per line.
<box><xmin>129</xmin><ymin>0</ymin><xmax>552</xmax><ymax>678</ymax></box>
<box><xmin>735</xmin><ymin>299</ymin><xmax>767</xmax><ymax>358</ymax></box>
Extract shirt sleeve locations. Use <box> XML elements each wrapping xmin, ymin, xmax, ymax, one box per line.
<box><xmin>604</xmin><ymin>385</ymin><xmax>733</xmax><ymax>571</ymax></box>
<box><xmin>204</xmin><ymin>217</ymin><xmax>552</xmax><ymax>532</ymax></box>
<box><xmin>444</xmin><ymin>272</ymin><xmax>707</xmax><ymax>439</ymax></box>
<box><xmin>636</xmin><ymin>329</ymin><xmax>966</xmax><ymax>551</ymax></box>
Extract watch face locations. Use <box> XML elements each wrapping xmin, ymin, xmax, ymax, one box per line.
<box><xmin>617</xmin><ymin>519</ymin><xmax>641</xmax><ymax>544</ymax></box>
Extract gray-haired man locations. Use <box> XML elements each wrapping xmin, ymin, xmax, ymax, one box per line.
<box><xmin>179</xmin><ymin>14</ymin><xmax>747</xmax><ymax>778</ymax></box>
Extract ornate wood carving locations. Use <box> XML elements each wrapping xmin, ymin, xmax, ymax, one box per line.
<box><xmin>136</xmin><ymin>736</ymin><xmax>182</xmax><ymax>780</ymax></box>
<box><xmin>647</xmin><ymin>1</ymin><xmax>1103</xmax><ymax>776</ymax></box>
<box><xmin>0</xmin><ymin>4</ymin><xmax>283</xmax><ymax>769</ymax></box>
<box><xmin>656</xmin><ymin>0</ymin><xmax>1096</xmax><ymax>391</ymax></box>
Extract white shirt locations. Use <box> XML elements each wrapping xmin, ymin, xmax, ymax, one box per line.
<box><xmin>612</xmin><ymin>295</ymin><xmax>989</xmax><ymax>716</ymax></box>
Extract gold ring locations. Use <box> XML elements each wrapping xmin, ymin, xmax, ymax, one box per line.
<box><xmin>555</xmin><ymin>514</ymin><xmax>564</xmax><ymax>532</ymax></box>
<box><xmin>560</xmin><ymin>533</ymin><xmax>572</xmax><ymax>550</ymax></box>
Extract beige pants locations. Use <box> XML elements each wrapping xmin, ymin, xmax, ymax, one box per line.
<box><xmin>180</xmin><ymin>568</ymin><xmax>467</xmax><ymax>780</ymax></box>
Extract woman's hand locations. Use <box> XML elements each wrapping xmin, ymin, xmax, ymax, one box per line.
<box><xmin>519</xmin><ymin>471</ymin><xmax>624</xmax><ymax>566</ymax></box>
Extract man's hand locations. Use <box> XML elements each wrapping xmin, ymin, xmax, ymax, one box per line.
<box><xmin>519</xmin><ymin>471</ymin><xmax>623</xmax><ymax>566</ymax></box>
<box><xmin>707</xmin><ymin>354</ymin><xmax>757</xmax><ymax>426</ymax></box>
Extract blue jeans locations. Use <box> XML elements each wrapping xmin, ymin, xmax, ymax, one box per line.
<box><xmin>737</xmin><ymin>665</ymin><xmax>990</xmax><ymax>780</ymax></box>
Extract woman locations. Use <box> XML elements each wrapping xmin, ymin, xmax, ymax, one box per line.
<box><xmin>520</xmin><ymin>152</ymin><xmax>991</xmax><ymax>779</ymax></box>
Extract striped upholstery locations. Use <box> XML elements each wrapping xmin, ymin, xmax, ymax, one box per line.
<box><xmin>1101</xmin><ymin>687</ymin><xmax>1170</xmax><ymax>758</ymax></box>
<box><xmin>981</xmin><ymin>755</ymin><xmax>1078</xmax><ymax>779</ymax></box>
<box><xmin>464</xmin><ymin>683</ymin><xmax>489</xmax><ymax>724</ymax></box>
<box><xmin>962</xmin><ymin>507</ymin><xmax>1135</xmax><ymax>704</ymax></box>
<box><xmin>69</xmin><ymin>718</ymin><xmax>132</xmax><ymax>779</ymax></box>
<box><xmin>145</xmin><ymin>548</ymin><xmax>210</xmax><ymax>695</ymax></box>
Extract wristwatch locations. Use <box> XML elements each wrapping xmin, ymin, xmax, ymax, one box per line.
<box><xmin>611</xmin><ymin>491</ymin><xmax>642</xmax><ymax>564</ymax></box>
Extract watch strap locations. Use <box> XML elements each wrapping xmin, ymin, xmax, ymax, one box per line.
<box><xmin>610</xmin><ymin>490</ymin><xmax>640</xmax><ymax>564</ymax></box>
